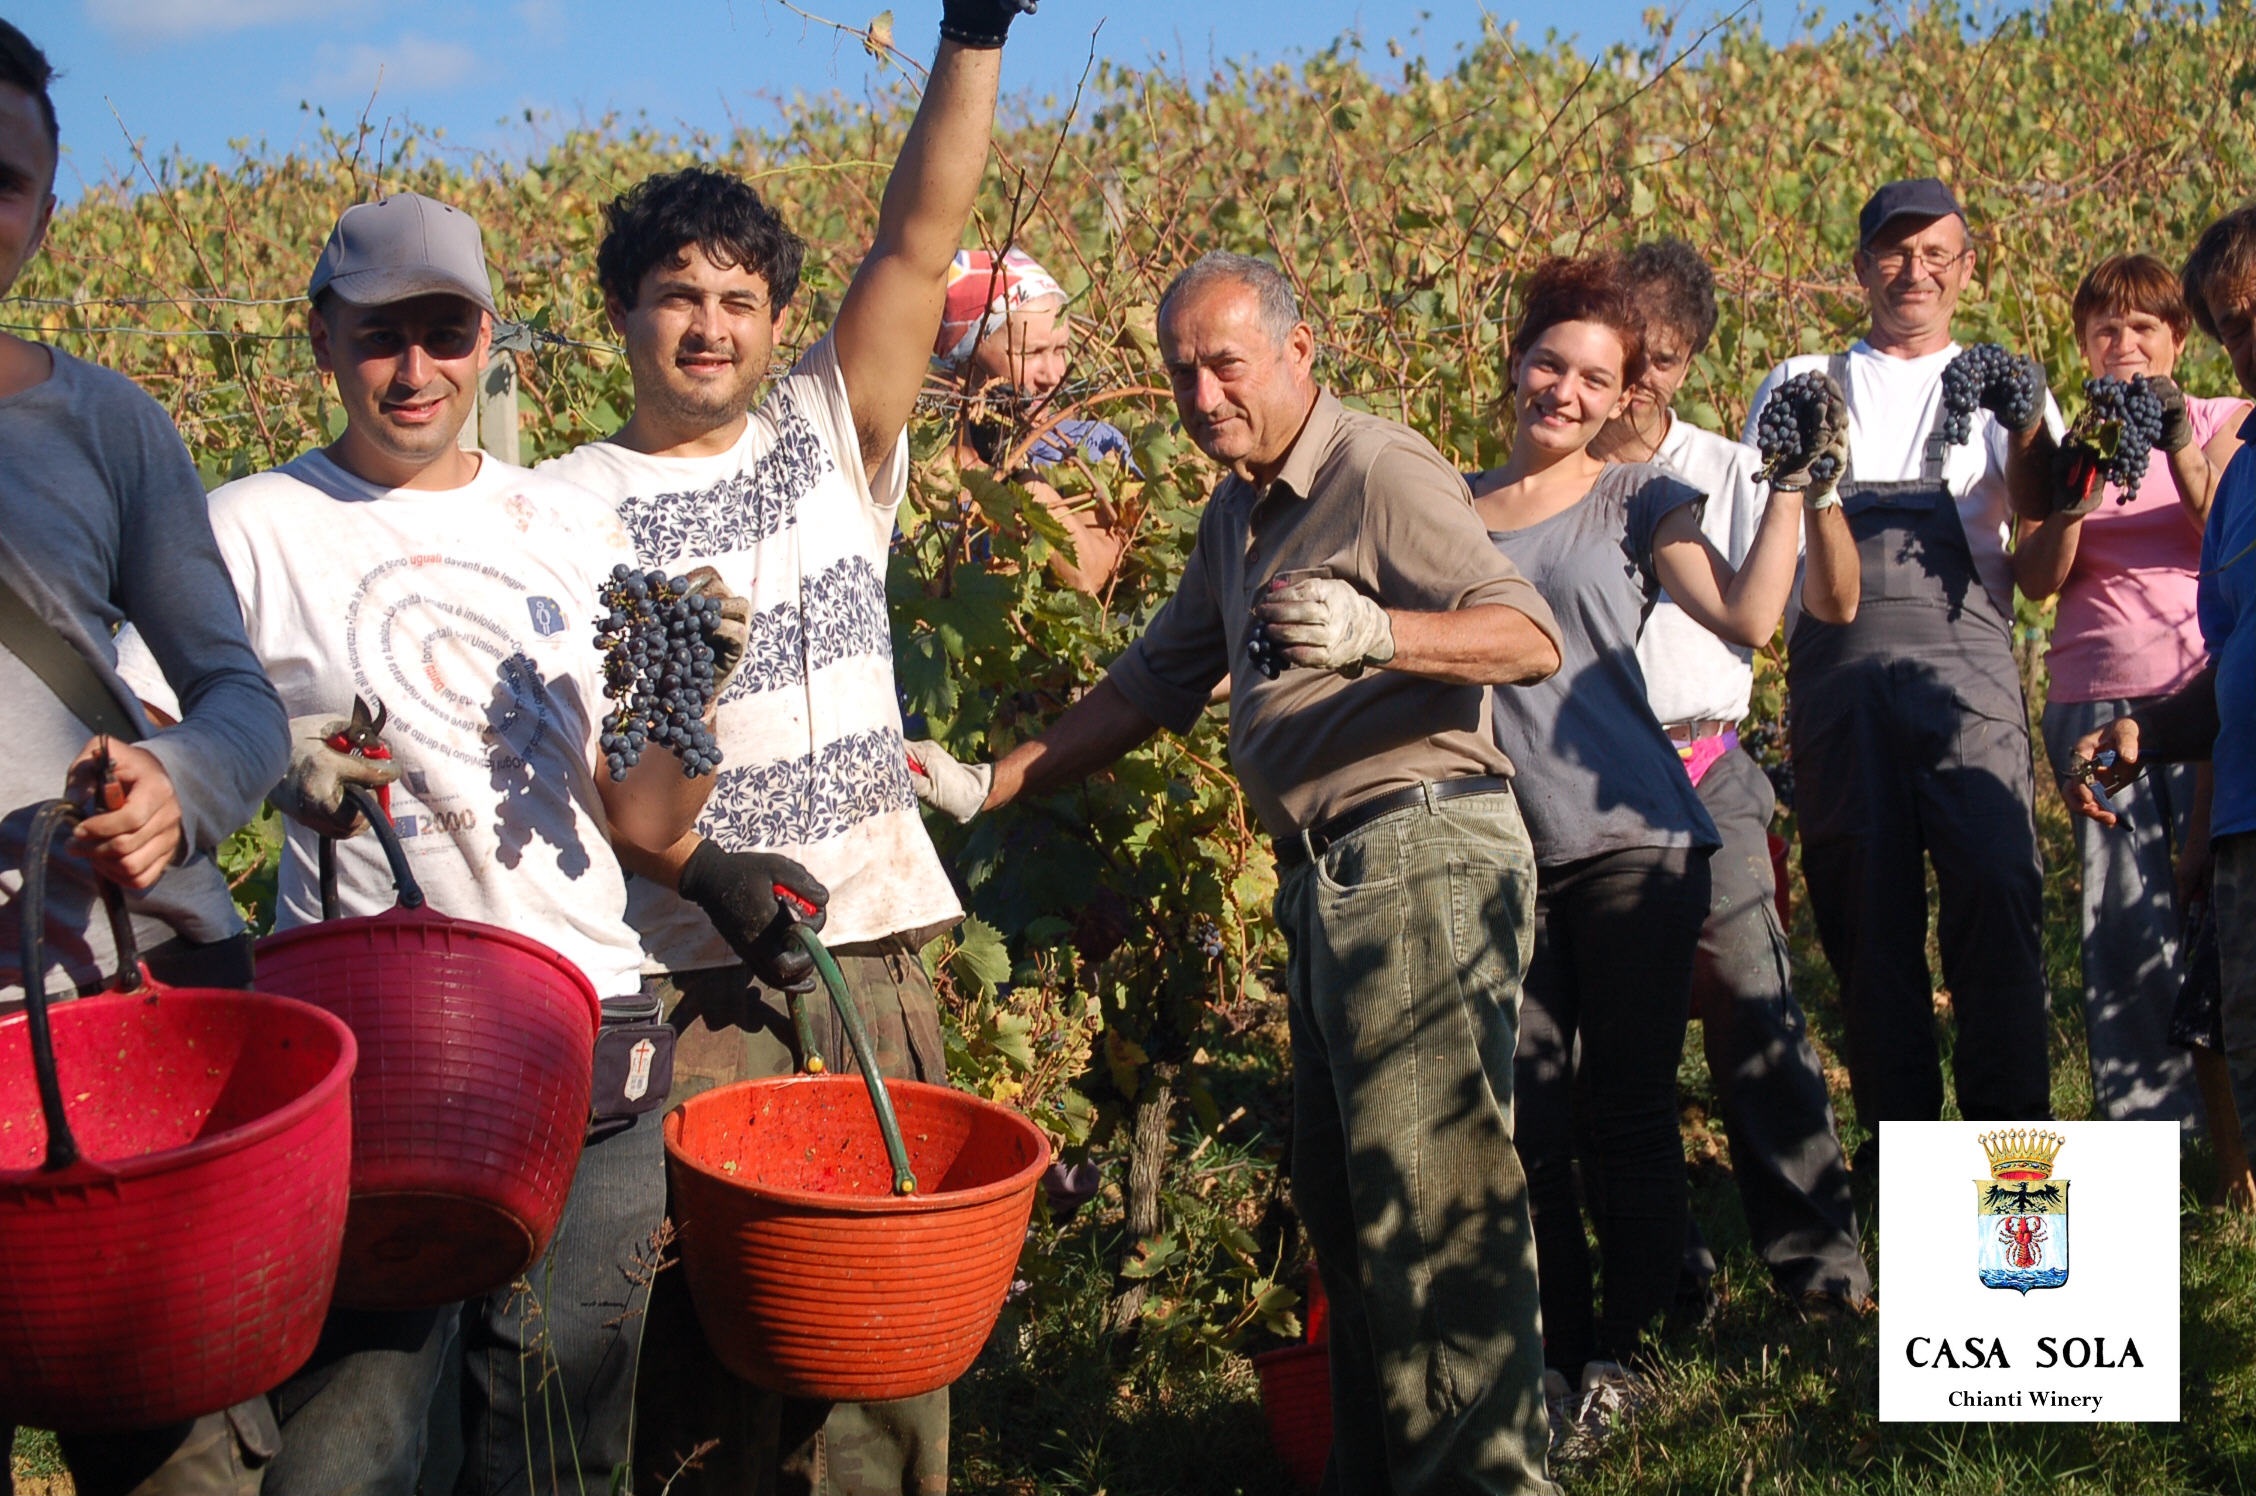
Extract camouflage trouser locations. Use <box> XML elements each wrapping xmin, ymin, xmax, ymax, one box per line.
<box><xmin>636</xmin><ymin>942</ymin><xmax>952</xmax><ymax>1496</ymax></box>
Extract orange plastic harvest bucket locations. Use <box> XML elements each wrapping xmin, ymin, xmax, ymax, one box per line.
<box><xmin>665</xmin><ymin>1074</ymin><xmax>1050</xmax><ymax>1403</ymax></box>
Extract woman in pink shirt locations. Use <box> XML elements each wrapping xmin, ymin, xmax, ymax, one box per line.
<box><xmin>2015</xmin><ymin>253</ymin><xmax>2248</xmax><ymax>1142</ymax></box>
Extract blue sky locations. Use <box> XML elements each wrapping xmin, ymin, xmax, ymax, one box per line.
<box><xmin>25</xmin><ymin>0</ymin><xmax>1795</xmax><ymax>198</ymax></box>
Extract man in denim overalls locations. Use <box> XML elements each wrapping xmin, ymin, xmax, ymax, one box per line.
<box><xmin>1743</xmin><ymin>179</ymin><xmax>2064</xmax><ymax>1174</ymax></box>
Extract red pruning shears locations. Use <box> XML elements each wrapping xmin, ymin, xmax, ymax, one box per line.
<box><xmin>328</xmin><ymin>695</ymin><xmax>394</xmax><ymax>817</ymax></box>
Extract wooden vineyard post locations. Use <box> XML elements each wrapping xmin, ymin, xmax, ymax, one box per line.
<box><xmin>456</xmin><ymin>324</ymin><xmax>526</xmax><ymax>464</ymax></box>
<box><xmin>478</xmin><ymin>352</ymin><xmax>520</xmax><ymax>465</ymax></box>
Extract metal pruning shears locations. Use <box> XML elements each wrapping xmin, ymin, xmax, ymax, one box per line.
<box><xmin>2067</xmin><ymin>748</ymin><xmax>2139</xmax><ymax>791</ymax></box>
<box><xmin>328</xmin><ymin>695</ymin><xmax>394</xmax><ymax>816</ymax></box>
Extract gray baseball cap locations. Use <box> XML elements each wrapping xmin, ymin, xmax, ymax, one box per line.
<box><xmin>307</xmin><ymin>193</ymin><xmax>497</xmax><ymax>314</ymax></box>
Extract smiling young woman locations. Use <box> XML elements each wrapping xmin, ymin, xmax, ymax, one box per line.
<box><xmin>1464</xmin><ymin>254</ymin><xmax>1856</xmax><ymax>1435</ymax></box>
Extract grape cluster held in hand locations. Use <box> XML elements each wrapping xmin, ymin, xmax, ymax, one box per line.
<box><xmin>1939</xmin><ymin>343</ymin><xmax>2045</xmax><ymax>443</ymax></box>
<box><xmin>1246</xmin><ymin>616</ymin><xmax>1285</xmax><ymax>679</ymax></box>
<box><xmin>2076</xmin><ymin>375</ymin><xmax>2168</xmax><ymax>494</ymax></box>
<box><xmin>595</xmin><ymin>564</ymin><xmax>727</xmax><ymax>781</ymax></box>
<box><xmin>1754</xmin><ymin>371</ymin><xmax>1842</xmax><ymax>488</ymax></box>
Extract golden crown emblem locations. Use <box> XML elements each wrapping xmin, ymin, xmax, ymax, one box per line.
<box><xmin>1979</xmin><ymin>1128</ymin><xmax>2065</xmax><ymax>1179</ymax></box>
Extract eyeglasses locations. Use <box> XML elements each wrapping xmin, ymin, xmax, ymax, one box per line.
<box><xmin>1864</xmin><ymin>246</ymin><xmax>1971</xmax><ymax>277</ymax></box>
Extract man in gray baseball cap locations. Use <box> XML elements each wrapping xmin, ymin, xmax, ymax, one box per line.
<box><xmin>293</xmin><ymin>193</ymin><xmax>501</xmax><ymax>490</ymax></box>
<box><xmin>113</xmin><ymin>184</ymin><xmax>737</xmax><ymax>1494</ymax></box>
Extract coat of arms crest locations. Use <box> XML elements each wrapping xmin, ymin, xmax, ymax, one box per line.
<box><xmin>1975</xmin><ymin>1128</ymin><xmax>2068</xmax><ymax>1293</ymax></box>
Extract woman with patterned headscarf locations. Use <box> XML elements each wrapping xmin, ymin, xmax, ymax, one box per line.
<box><xmin>935</xmin><ymin>247</ymin><xmax>1133</xmax><ymax>592</ymax></box>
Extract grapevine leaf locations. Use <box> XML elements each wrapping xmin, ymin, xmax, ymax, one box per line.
<box><xmin>948</xmin><ymin>915</ymin><xmax>1012</xmax><ymax>996</ymax></box>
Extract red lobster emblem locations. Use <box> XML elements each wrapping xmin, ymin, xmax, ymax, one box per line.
<box><xmin>1997</xmin><ymin>1214</ymin><xmax>2048</xmax><ymax>1270</ymax></box>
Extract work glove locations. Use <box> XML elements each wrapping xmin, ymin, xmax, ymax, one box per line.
<box><xmin>270</xmin><ymin>713</ymin><xmax>401</xmax><ymax>839</ymax></box>
<box><xmin>2050</xmin><ymin>442</ymin><xmax>2107</xmax><ymax>520</ymax></box>
<box><xmin>1769</xmin><ymin>372</ymin><xmax>1850</xmax><ymax>510</ymax></box>
<box><xmin>906</xmin><ymin>739</ymin><xmax>993</xmax><ymax>824</ymax></box>
<box><xmin>1984</xmin><ymin>352</ymin><xmax>2050</xmax><ymax>435</ymax></box>
<box><xmin>676</xmin><ymin>840</ymin><xmax>830</xmax><ymax>992</ymax></box>
<box><xmin>679</xmin><ymin>566</ymin><xmax>752</xmax><ymax>704</ymax></box>
<box><xmin>2148</xmin><ymin>374</ymin><xmax>2195</xmax><ymax>455</ymax></box>
<box><xmin>1251</xmin><ymin>576</ymin><xmax>1396</xmax><ymax>676</ymax></box>
<box><xmin>940</xmin><ymin>0</ymin><xmax>1036</xmax><ymax>48</ymax></box>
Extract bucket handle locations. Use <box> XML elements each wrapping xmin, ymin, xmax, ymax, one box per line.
<box><xmin>788</xmin><ymin>922</ymin><xmax>918</xmax><ymax>1196</ymax></box>
<box><xmin>316</xmin><ymin>783</ymin><xmax>427</xmax><ymax>922</ymax></box>
<box><xmin>13</xmin><ymin>797</ymin><xmax>147</xmax><ymax>1173</ymax></box>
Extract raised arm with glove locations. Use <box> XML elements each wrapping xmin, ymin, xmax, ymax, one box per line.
<box><xmin>938</xmin><ymin>0</ymin><xmax>1036</xmax><ymax>46</ymax></box>
<box><xmin>2149</xmin><ymin>374</ymin><xmax>2197</xmax><ymax>458</ymax></box>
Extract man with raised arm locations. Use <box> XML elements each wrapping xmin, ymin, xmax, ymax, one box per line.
<box><xmin>1743</xmin><ymin>178</ymin><xmax>2064</xmax><ymax>1167</ymax></box>
<box><xmin>539</xmin><ymin>4</ymin><xmax>1032</xmax><ymax>1488</ymax></box>
<box><xmin>114</xmin><ymin>192</ymin><xmax>730</xmax><ymax>1495</ymax></box>
<box><xmin>0</xmin><ymin>18</ymin><xmax>290</xmax><ymax>1493</ymax></box>
<box><xmin>908</xmin><ymin>251</ymin><xmax>1568</xmax><ymax>1496</ymax></box>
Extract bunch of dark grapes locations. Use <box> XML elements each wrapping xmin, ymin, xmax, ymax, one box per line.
<box><xmin>1753</xmin><ymin>371</ymin><xmax>1841</xmax><ymax>489</ymax></box>
<box><xmin>1740</xmin><ymin>718</ymin><xmax>1795</xmax><ymax>813</ymax></box>
<box><xmin>1939</xmin><ymin>343</ymin><xmax>2045</xmax><ymax>444</ymax></box>
<box><xmin>1246</xmin><ymin>617</ymin><xmax>1284</xmax><ymax>680</ymax></box>
<box><xmin>2077</xmin><ymin>375</ymin><xmax>2168</xmax><ymax>493</ymax></box>
<box><xmin>594</xmin><ymin>565</ymin><xmax>725</xmax><ymax>781</ymax></box>
<box><xmin>1190</xmin><ymin>915</ymin><xmax>1225</xmax><ymax>959</ymax></box>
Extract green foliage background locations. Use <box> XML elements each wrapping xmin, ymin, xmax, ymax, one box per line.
<box><xmin>11</xmin><ymin>1</ymin><xmax>2256</xmax><ymax>1489</ymax></box>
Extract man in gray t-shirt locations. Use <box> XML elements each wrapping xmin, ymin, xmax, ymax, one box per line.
<box><xmin>0</xmin><ymin>18</ymin><xmax>289</xmax><ymax>1494</ymax></box>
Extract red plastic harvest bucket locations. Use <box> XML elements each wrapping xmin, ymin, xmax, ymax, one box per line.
<box><xmin>1252</xmin><ymin>1265</ymin><xmax>1332</xmax><ymax>1493</ymax></box>
<box><xmin>1253</xmin><ymin>1342</ymin><xmax>1332</xmax><ymax>1493</ymax></box>
<box><xmin>0</xmin><ymin>800</ymin><xmax>356</xmax><ymax>1431</ymax></box>
<box><xmin>255</xmin><ymin>794</ymin><xmax>600</xmax><ymax>1309</ymax></box>
<box><xmin>665</xmin><ymin>1074</ymin><xmax>1050</xmax><ymax>1402</ymax></box>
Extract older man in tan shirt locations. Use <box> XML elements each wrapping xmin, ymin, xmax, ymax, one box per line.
<box><xmin>910</xmin><ymin>251</ymin><xmax>1565</xmax><ymax>1496</ymax></box>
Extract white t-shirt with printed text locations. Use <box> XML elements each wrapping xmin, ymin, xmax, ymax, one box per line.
<box><xmin>118</xmin><ymin>451</ymin><xmax>647</xmax><ymax>1000</ymax></box>
<box><xmin>1745</xmin><ymin>341</ymin><xmax>2064</xmax><ymax>618</ymax></box>
<box><xmin>542</xmin><ymin>335</ymin><xmax>962</xmax><ymax>966</ymax></box>
<box><xmin>1636</xmin><ymin>415</ymin><xmax>1768</xmax><ymax>725</ymax></box>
